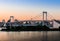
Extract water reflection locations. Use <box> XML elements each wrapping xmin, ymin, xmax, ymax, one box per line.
<box><xmin>0</xmin><ymin>31</ymin><xmax>60</xmax><ymax>41</ymax></box>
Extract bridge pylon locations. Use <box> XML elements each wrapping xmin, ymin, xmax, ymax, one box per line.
<box><xmin>42</xmin><ymin>11</ymin><xmax>48</xmax><ymax>26</ymax></box>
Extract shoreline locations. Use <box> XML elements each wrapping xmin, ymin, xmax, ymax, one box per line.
<box><xmin>0</xmin><ymin>26</ymin><xmax>60</xmax><ymax>31</ymax></box>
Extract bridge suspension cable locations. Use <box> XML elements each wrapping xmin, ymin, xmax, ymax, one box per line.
<box><xmin>30</xmin><ymin>11</ymin><xmax>56</xmax><ymax>21</ymax></box>
<box><xmin>47</xmin><ymin>13</ymin><xmax>55</xmax><ymax>20</ymax></box>
<box><xmin>31</xmin><ymin>13</ymin><xmax>42</xmax><ymax>20</ymax></box>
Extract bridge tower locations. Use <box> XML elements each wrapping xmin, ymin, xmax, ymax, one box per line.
<box><xmin>10</xmin><ymin>16</ymin><xmax>14</xmax><ymax>22</ymax></box>
<box><xmin>43</xmin><ymin>11</ymin><xmax>47</xmax><ymax>21</ymax></box>
<box><xmin>42</xmin><ymin>11</ymin><xmax>47</xmax><ymax>26</ymax></box>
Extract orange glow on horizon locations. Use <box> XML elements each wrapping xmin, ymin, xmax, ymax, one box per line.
<box><xmin>0</xmin><ymin>10</ymin><xmax>60</xmax><ymax>22</ymax></box>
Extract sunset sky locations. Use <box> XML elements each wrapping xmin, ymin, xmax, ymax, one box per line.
<box><xmin>0</xmin><ymin>0</ymin><xmax>60</xmax><ymax>21</ymax></box>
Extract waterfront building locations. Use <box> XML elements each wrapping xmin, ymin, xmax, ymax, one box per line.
<box><xmin>0</xmin><ymin>22</ymin><xmax>4</xmax><ymax>27</ymax></box>
<box><xmin>53</xmin><ymin>20</ymin><xmax>60</xmax><ymax>28</ymax></box>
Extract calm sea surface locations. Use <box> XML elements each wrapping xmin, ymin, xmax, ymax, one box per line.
<box><xmin>0</xmin><ymin>31</ymin><xmax>60</xmax><ymax>41</ymax></box>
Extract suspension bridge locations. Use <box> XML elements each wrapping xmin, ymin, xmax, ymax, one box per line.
<box><xmin>1</xmin><ymin>11</ymin><xmax>60</xmax><ymax>29</ymax></box>
<box><xmin>0</xmin><ymin>11</ymin><xmax>60</xmax><ymax>31</ymax></box>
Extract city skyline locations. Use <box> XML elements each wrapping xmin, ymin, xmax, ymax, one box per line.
<box><xmin>0</xmin><ymin>0</ymin><xmax>60</xmax><ymax>21</ymax></box>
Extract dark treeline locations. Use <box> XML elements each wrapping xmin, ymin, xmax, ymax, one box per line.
<box><xmin>1</xmin><ymin>25</ymin><xmax>60</xmax><ymax>31</ymax></box>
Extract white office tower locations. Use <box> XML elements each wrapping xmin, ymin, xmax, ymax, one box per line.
<box><xmin>10</xmin><ymin>16</ymin><xmax>14</xmax><ymax>22</ymax></box>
